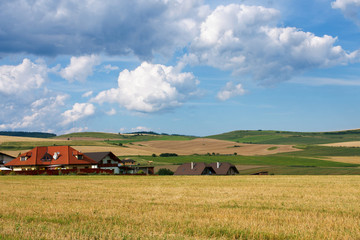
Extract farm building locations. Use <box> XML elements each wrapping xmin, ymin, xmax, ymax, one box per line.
<box><xmin>0</xmin><ymin>152</ymin><xmax>15</xmax><ymax>166</ymax></box>
<box><xmin>174</xmin><ymin>162</ymin><xmax>215</xmax><ymax>175</ymax></box>
<box><xmin>84</xmin><ymin>152</ymin><xmax>122</xmax><ymax>174</ymax></box>
<box><xmin>209</xmin><ymin>162</ymin><xmax>239</xmax><ymax>175</ymax></box>
<box><xmin>5</xmin><ymin>146</ymin><xmax>97</xmax><ymax>171</ymax></box>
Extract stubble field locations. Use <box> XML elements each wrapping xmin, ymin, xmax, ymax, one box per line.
<box><xmin>1</xmin><ymin>175</ymin><xmax>360</xmax><ymax>239</ymax></box>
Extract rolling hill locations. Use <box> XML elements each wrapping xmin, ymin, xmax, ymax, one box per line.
<box><xmin>207</xmin><ymin>129</ymin><xmax>360</xmax><ymax>144</ymax></box>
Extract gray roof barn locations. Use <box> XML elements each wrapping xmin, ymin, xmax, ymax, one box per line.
<box><xmin>174</xmin><ymin>162</ymin><xmax>215</xmax><ymax>175</ymax></box>
<box><xmin>209</xmin><ymin>162</ymin><xmax>239</xmax><ymax>175</ymax></box>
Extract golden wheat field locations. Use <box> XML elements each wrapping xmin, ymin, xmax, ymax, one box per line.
<box><xmin>1</xmin><ymin>176</ymin><xmax>360</xmax><ymax>239</ymax></box>
<box><xmin>129</xmin><ymin>138</ymin><xmax>300</xmax><ymax>156</ymax></box>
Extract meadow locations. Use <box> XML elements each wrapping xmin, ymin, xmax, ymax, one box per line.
<box><xmin>0</xmin><ymin>175</ymin><xmax>360</xmax><ymax>239</ymax></box>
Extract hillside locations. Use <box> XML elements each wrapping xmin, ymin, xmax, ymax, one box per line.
<box><xmin>207</xmin><ymin>129</ymin><xmax>360</xmax><ymax>144</ymax></box>
<box><xmin>57</xmin><ymin>131</ymin><xmax>196</xmax><ymax>142</ymax></box>
<box><xmin>0</xmin><ymin>131</ymin><xmax>56</xmax><ymax>138</ymax></box>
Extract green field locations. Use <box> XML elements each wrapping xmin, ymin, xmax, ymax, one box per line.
<box><xmin>1</xmin><ymin>175</ymin><xmax>360</xmax><ymax>239</ymax></box>
<box><xmin>208</xmin><ymin>129</ymin><xmax>360</xmax><ymax>144</ymax></box>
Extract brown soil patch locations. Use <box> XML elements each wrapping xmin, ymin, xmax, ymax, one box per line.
<box><xmin>0</xmin><ymin>136</ymin><xmax>62</xmax><ymax>144</ymax></box>
<box><xmin>73</xmin><ymin>146</ymin><xmax>153</xmax><ymax>156</ymax></box>
<box><xmin>126</xmin><ymin>138</ymin><xmax>300</xmax><ymax>156</ymax></box>
<box><xmin>321</xmin><ymin>141</ymin><xmax>360</xmax><ymax>147</ymax></box>
<box><xmin>323</xmin><ymin>156</ymin><xmax>360</xmax><ymax>164</ymax></box>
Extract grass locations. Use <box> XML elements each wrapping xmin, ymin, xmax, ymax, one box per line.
<box><xmin>57</xmin><ymin>132</ymin><xmax>196</xmax><ymax>142</ymax></box>
<box><xmin>208</xmin><ymin>129</ymin><xmax>360</xmax><ymax>144</ymax></box>
<box><xmin>1</xmin><ymin>175</ymin><xmax>360</xmax><ymax>239</ymax></box>
<box><xmin>130</xmin><ymin>154</ymin><xmax>360</xmax><ymax>167</ymax></box>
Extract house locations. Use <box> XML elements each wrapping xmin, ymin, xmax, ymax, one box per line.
<box><xmin>5</xmin><ymin>146</ymin><xmax>97</xmax><ymax>171</ymax></box>
<box><xmin>0</xmin><ymin>152</ymin><xmax>15</xmax><ymax>167</ymax></box>
<box><xmin>84</xmin><ymin>152</ymin><xmax>122</xmax><ymax>174</ymax></box>
<box><xmin>0</xmin><ymin>152</ymin><xmax>14</xmax><ymax>172</ymax></box>
<box><xmin>121</xmin><ymin>158</ymin><xmax>136</xmax><ymax>166</ymax></box>
<box><xmin>209</xmin><ymin>162</ymin><xmax>239</xmax><ymax>175</ymax></box>
<box><xmin>174</xmin><ymin>162</ymin><xmax>215</xmax><ymax>175</ymax></box>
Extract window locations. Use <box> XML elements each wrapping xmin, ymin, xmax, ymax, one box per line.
<box><xmin>107</xmin><ymin>160</ymin><xmax>111</xmax><ymax>164</ymax></box>
<box><xmin>20</xmin><ymin>156</ymin><xmax>27</xmax><ymax>161</ymax></box>
<box><xmin>77</xmin><ymin>155</ymin><xmax>83</xmax><ymax>160</ymax></box>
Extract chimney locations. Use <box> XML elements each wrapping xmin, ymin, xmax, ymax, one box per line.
<box><xmin>217</xmin><ymin>162</ymin><xmax>220</xmax><ymax>169</ymax></box>
<box><xmin>191</xmin><ymin>162</ymin><xmax>194</xmax><ymax>170</ymax></box>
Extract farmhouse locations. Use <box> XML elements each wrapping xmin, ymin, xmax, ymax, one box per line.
<box><xmin>84</xmin><ymin>151</ymin><xmax>122</xmax><ymax>174</ymax></box>
<box><xmin>5</xmin><ymin>146</ymin><xmax>97</xmax><ymax>171</ymax></box>
<box><xmin>209</xmin><ymin>162</ymin><xmax>239</xmax><ymax>175</ymax></box>
<box><xmin>0</xmin><ymin>152</ymin><xmax>14</xmax><ymax>166</ymax></box>
<box><xmin>174</xmin><ymin>162</ymin><xmax>215</xmax><ymax>175</ymax></box>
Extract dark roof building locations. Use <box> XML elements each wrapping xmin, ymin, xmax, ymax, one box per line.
<box><xmin>174</xmin><ymin>162</ymin><xmax>215</xmax><ymax>175</ymax></box>
<box><xmin>209</xmin><ymin>162</ymin><xmax>239</xmax><ymax>175</ymax></box>
<box><xmin>84</xmin><ymin>152</ymin><xmax>120</xmax><ymax>164</ymax></box>
<box><xmin>0</xmin><ymin>152</ymin><xmax>15</xmax><ymax>166</ymax></box>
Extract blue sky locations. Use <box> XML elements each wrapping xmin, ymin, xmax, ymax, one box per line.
<box><xmin>1</xmin><ymin>0</ymin><xmax>360</xmax><ymax>136</ymax></box>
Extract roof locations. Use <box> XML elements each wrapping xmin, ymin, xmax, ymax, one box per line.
<box><xmin>0</xmin><ymin>152</ymin><xmax>15</xmax><ymax>158</ymax></box>
<box><xmin>208</xmin><ymin>162</ymin><xmax>239</xmax><ymax>175</ymax></box>
<box><xmin>5</xmin><ymin>146</ymin><xmax>97</xmax><ymax>167</ymax></box>
<box><xmin>174</xmin><ymin>162</ymin><xmax>215</xmax><ymax>175</ymax></box>
<box><xmin>83</xmin><ymin>152</ymin><xmax>120</xmax><ymax>163</ymax></box>
<box><xmin>122</xmin><ymin>158</ymin><xmax>136</xmax><ymax>163</ymax></box>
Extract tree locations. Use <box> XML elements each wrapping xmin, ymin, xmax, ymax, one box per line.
<box><xmin>156</xmin><ymin>168</ymin><xmax>174</xmax><ymax>175</ymax></box>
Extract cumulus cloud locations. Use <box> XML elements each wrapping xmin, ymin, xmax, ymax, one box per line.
<box><xmin>93</xmin><ymin>62</ymin><xmax>199</xmax><ymax>113</ymax></box>
<box><xmin>332</xmin><ymin>0</ymin><xmax>360</xmax><ymax>25</ymax></box>
<box><xmin>60</xmin><ymin>55</ymin><xmax>100</xmax><ymax>82</ymax></box>
<box><xmin>186</xmin><ymin>4</ymin><xmax>360</xmax><ymax>85</ymax></box>
<box><xmin>217</xmin><ymin>82</ymin><xmax>246</xmax><ymax>101</ymax></box>
<box><xmin>0</xmin><ymin>0</ymin><xmax>209</xmax><ymax>59</ymax></box>
<box><xmin>61</xmin><ymin>103</ymin><xmax>96</xmax><ymax>125</ymax></box>
<box><xmin>0</xmin><ymin>94</ymin><xmax>68</xmax><ymax>131</ymax></box>
<box><xmin>106</xmin><ymin>108</ymin><xmax>116</xmax><ymax>116</ymax></box>
<box><xmin>0</xmin><ymin>58</ymin><xmax>48</xmax><ymax>95</ymax></box>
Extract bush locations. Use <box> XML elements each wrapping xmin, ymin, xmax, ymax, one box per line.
<box><xmin>159</xmin><ymin>153</ymin><xmax>178</xmax><ymax>157</ymax></box>
<box><xmin>156</xmin><ymin>168</ymin><xmax>174</xmax><ymax>175</ymax></box>
<box><xmin>137</xmin><ymin>170</ymin><xmax>145</xmax><ymax>174</ymax></box>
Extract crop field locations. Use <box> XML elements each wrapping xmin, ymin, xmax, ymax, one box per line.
<box><xmin>0</xmin><ymin>175</ymin><xmax>360</xmax><ymax>239</ymax></box>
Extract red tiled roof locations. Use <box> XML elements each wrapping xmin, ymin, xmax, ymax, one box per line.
<box><xmin>5</xmin><ymin>146</ymin><xmax>97</xmax><ymax>167</ymax></box>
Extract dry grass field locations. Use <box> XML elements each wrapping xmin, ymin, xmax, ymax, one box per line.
<box><xmin>128</xmin><ymin>138</ymin><xmax>300</xmax><ymax>156</ymax></box>
<box><xmin>322</xmin><ymin>141</ymin><xmax>360</xmax><ymax>147</ymax></box>
<box><xmin>1</xmin><ymin>175</ymin><xmax>360</xmax><ymax>239</ymax></box>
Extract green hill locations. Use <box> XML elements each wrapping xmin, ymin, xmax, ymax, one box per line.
<box><xmin>57</xmin><ymin>131</ymin><xmax>196</xmax><ymax>143</ymax></box>
<box><xmin>207</xmin><ymin>129</ymin><xmax>360</xmax><ymax>144</ymax></box>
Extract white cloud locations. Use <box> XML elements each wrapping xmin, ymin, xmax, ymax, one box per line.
<box><xmin>60</xmin><ymin>55</ymin><xmax>100</xmax><ymax>82</ymax></box>
<box><xmin>103</xmin><ymin>64</ymin><xmax>119</xmax><ymax>72</ymax></box>
<box><xmin>82</xmin><ymin>91</ymin><xmax>93</xmax><ymax>98</ymax></box>
<box><xmin>0</xmin><ymin>0</ymin><xmax>209</xmax><ymax>59</ymax></box>
<box><xmin>187</xmin><ymin>4</ymin><xmax>360</xmax><ymax>85</ymax></box>
<box><xmin>106</xmin><ymin>108</ymin><xmax>116</xmax><ymax>116</ymax></box>
<box><xmin>93</xmin><ymin>62</ymin><xmax>199</xmax><ymax>113</ymax></box>
<box><xmin>217</xmin><ymin>82</ymin><xmax>246</xmax><ymax>101</ymax></box>
<box><xmin>61</xmin><ymin>102</ymin><xmax>95</xmax><ymax>125</ymax></box>
<box><xmin>62</xmin><ymin>126</ymin><xmax>89</xmax><ymax>135</ymax></box>
<box><xmin>0</xmin><ymin>58</ymin><xmax>48</xmax><ymax>95</ymax></box>
<box><xmin>0</xmin><ymin>94</ymin><xmax>68</xmax><ymax>131</ymax></box>
<box><xmin>131</xmin><ymin>126</ymin><xmax>151</xmax><ymax>132</ymax></box>
<box><xmin>332</xmin><ymin>0</ymin><xmax>360</xmax><ymax>25</ymax></box>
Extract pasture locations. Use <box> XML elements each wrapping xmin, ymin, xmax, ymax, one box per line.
<box><xmin>0</xmin><ymin>175</ymin><xmax>360</xmax><ymax>239</ymax></box>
